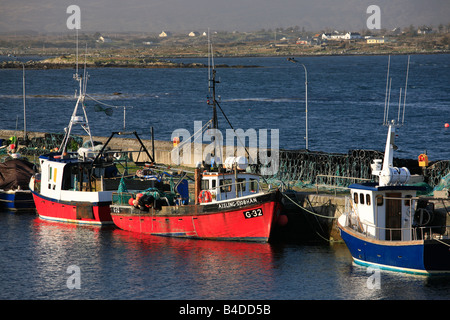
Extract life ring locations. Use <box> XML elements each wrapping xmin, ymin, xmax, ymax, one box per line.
<box><xmin>414</xmin><ymin>208</ymin><xmax>432</xmax><ymax>226</ymax></box>
<box><xmin>198</xmin><ymin>190</ymin><xmax>212</xmax><ymax>203</ymax></box>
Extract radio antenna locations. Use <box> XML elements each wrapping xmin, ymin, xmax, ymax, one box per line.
<box><xmin>402</xmin><ymin>55</ymin><xmax>410</xmax><ymax>124</ymax></box>
<box><xmin>383</xmin><ymin>55</ymin><xmax>390</xmax><ymax>125</ymax></box>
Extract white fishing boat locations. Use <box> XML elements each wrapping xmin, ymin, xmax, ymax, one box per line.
<box><xmin>337</xmin><ymin>56</ymin><xmax>450</xmax><ymax>275</ymax></box>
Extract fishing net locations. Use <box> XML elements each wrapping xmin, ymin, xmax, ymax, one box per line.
<box><xmin>17</xmin><ymin>133</ymin><xmax>82</xmax><ymax>157</ymax></box>
<box><xmin>433</xmin><ymin>172</ymin><xmax>450</xmax><ymax>193</ymax></box>
<box><xmin>266</xmin><ymin>149</ymin><xmax>446</xmax><ymax>191</ymax></box>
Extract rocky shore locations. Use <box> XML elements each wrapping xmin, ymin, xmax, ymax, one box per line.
<box><xmin>0</xmin><ymin>55</ymin><xmax>260</xmax><ymax>69</ymax></box>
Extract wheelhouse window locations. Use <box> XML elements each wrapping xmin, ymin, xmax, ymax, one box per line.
<box><xmin>405</xmin><ymin>195</ymin><xmax>412</xmax><ymax>206</ymax></box>
<box><xmin>201</xmin><ymin>179</ymin><xmax>209</xmax><ymax>190</ymax></box>
<box><xmin>376</xmin><ymin>195</ymin><xmax>383</xmax><ymax>206</ymax></box>
<box><xmin>353</xmin><ymin>192</ymin><xmax>358</xmax><ymax>204</ymax></box>
<box><xmin>220</xmin><ymin>179</ymin><xmax>232</xmax><ymax>193</ymax></box>
<box><xmin>359</xmin><ymin>193</ymin><xmax>365</xmax><ymax>205</ymax></box>
<box><xmin>366</xmin><ymin>194</ymin><xmax>371</xmax><ymax>206</ymax></box>
<box><xmin>250</xmin><ymin>179</ymin><xmax>259</xmax><ymax>193</ymax></box>
<box><xmin>237</xmin><ymin>178</ymin><xmax>246</xmax><ymax>192</ymax></box>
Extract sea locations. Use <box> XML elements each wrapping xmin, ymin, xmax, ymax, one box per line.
<box><xmin>0</xmin><ymin>54</ymin><xmax>449</xmax><ymax>304</ymax></box>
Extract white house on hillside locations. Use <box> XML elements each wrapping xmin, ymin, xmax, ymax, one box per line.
<box><xmin>97</xmin><ymin>36</ymin><xmax>112</xmax><ymax>43</ymax></box>
<box><xmin>344</xmin><ymin>32</ymin><xmax>362</xmax><ymax>40</ymax></box>
<box><xmin>322</xmin><ymin>32</ymin><xmax>362</xmax><ymax>40</ymax></box>
<box><xmin>159</xmin><ymin>31</ymin><xmax>172</xmax><ymax>38</ymax></box>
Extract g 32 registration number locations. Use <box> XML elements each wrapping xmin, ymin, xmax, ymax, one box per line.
<box><xmin>243</xmin><ymin>208</ymin><xmax>263</xmax><ymax>219</ymax></box>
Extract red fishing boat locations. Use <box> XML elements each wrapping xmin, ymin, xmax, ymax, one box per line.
<box><xmin>28</xmin><ymin>63</ymin><xmax>118</xmax><ymax>225</ymax></box>
<box><xmin>111</xmin><ymin>164</ymin><xmax>282</xmax><ymax>242</ymax></box>
<box><xmin>29</xmin><ymin>51</ymin><xmax>156</xmax><ymax>225</ymax></box>
<box><xmin>110</xmin><ymin>64</ymin><xmax>282</xmax><ymax>242</ymax></box>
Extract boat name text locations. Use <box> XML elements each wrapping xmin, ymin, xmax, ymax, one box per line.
<box><xmin>217</xmin><ymin>197</ymin><xmax>257</xmax><ymax>209</ymax></box>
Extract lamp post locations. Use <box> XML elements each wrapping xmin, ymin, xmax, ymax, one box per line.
<box><xmin>287</xmin><ymin>57</ymin><xmax>308</xmax><ymax>150</ymax></box>
<box><xmin>8</xmin><ymin>55</ymin><xmax>27</xmax><ymax>145</ymax></box>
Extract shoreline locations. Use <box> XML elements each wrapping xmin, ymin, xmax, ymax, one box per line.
<box><xmin>1</xmin><ymin>50</ymin><xmax>449</xmax><ymax>69</ymax></box>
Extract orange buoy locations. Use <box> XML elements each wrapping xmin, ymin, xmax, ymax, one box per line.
<box><xmin>173</xmin><ymin>137</ymin><xmax>180</xmax><ymax>147</ymax></box>
<box><xmin>277</xmin><ymin>215</ymin><xmax>288</xmax><ymax>226</ymax></box>
<box><xmin>418</xmin><ymin>153</ymin><xmax>429</xmax><ymax>167</ymax></box>
<box><xmin>445</xmin><ymin>123</ymin><xmax>449</xmax><ymax>128</ymax></box>
<box><xmin>128</xmin><ymin>197</ymin><xmax>134</xmax><ymax>206</ymax></box>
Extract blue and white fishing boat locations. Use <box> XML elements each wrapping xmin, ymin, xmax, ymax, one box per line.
<box><xmin>337</xmin><ymin>122</ymin><xmax>450</xmax><ymax>275</ymax></box>
<box><xmin>338</xmin><ymin>56</ymin><xmax>450</xmax><ymax>275</ymax></box>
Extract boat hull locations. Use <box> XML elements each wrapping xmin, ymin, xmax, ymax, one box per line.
<box><xmin>338</xmin><ymin>221</ymin><xmax>450</xmax><ymax>275</ymax></box>
<box><xmin>31</xmin><ymin>191</ymin><xmax>113</xmax><ymax>226</ymax></box>
<box><xmin>0</xmin><ymin>190</ymin><xmax>35</xmax><ymax>211</ymax></box>
<box><xmin>111</xmin><ymin>191</ymin><xmax>281</xmax><ymax>242</ymax></box>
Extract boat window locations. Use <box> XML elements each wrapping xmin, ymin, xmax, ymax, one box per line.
<box><xmin>359</xmin><ymin>193</ymin><xmax>365</xmax><ymax>205</ymax></box>
<box><xmin>201</xmin><ymin>179</ymin><xmax>209</xmax><ymax>190</ymax></box>
<box><xmin>404</xmin><ymin>195</ymin><xmax>412</xmax><ymax>206</ymax></box>
<box><xmin>376</xmin><ymin>195</ymin><xmax>383</xmax><ymax>206</ymax></box>
<box><xmin>237</xmin><ymin>178</ymin><xmax>246</xmax><ymax>192</ymax></box>
<box><xmin>353</xmin><ymin>192</ymin><xmax>358</xmax><ymax>204</ymax></box>
<box><xmin>366</xmin><ymin>194</ymin><xmax>371</xmax><ymax>206</ymax></box>
<box><xmin>220</xmin><ymin>179</ymin><xmax>232</xmax><ymax>193</ymax></box>
<box><xmin>211</xmin><ymin>179</ymin><xmax>216</xmax><ymax>190</ymax></box>
<box><xmin>250</xmin><ymin>179</ymin><xmax>258</xmax><ymax>193</ymax></box>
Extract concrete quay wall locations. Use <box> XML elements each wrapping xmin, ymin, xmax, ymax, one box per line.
<box><xmin>0</xmin><ymin>129</ymin><xmax>265</xmax><ymax>168</ymax></box>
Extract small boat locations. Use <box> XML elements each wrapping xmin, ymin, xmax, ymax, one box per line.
<box><xmin>337</xmin><ymin>123</ymin><xmax>450</xmax><ymax>275</ymax></box>
<box><xmin>0</xmin><ymin>157</ymin><xmax>35</xmax><ymax>211</ymax></box>
<box><xmin>28</xmin><ymin>66</ymin><xmax>119</xmax><ymax>225</ymax></box>
<box><xmin>0</xmin><ymin>57</ymin><xmax>35</xmax><ymax>211</ymax></box>
<box><xmin>110</xmin><ymin>63</ymin><xmax>283</xmax><ymax>242</ymax></box>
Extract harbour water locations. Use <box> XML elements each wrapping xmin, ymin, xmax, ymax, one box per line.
<box><xmin>1</xmin><ymin>54</ymin><xmax>450</xmax><ymax>302</ymax></box>
<box><xmin>1</xmin><ymin>54</ymin><xmax>449</xmax><ymax>160</ymax></box>
<box><xmin>1</xmin><ymin>211</ymin><xmax>450</xmax><ymax>301</ymax></box>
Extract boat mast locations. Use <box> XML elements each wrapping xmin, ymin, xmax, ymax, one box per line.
<box><xmin>59</xmin><ymin>40</ymin><xmax>94</xmax><ymax>154</ymax></box>
<box><xmin>208</xmin><ymin>31</ymin><xmax>218</xmax><ymax>130</ymax></box>
<box><xmin>207</xmin><ymin>31</ymin><xmax>220</xmax><ymax>165</ymax></box>
<box><xmin>210</xmin><ymin>69</ymin><xmax>219</xmax><ymax>130</ymax></box>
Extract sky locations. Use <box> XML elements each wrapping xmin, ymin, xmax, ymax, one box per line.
<box><xmin>0</xmin><ymin>0</ymin><xmax>449</xmax><ymax>33</ymax></box>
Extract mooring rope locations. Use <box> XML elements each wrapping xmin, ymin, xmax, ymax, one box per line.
<box><xmin>433</xmin><ymin>237</ymin><xmax>450</xmax><ymax>248</ymax></box>
<box><xmin>280</xmin><ymin>191</ymin><xmax>338</xmax><ymax>220</ymax></box>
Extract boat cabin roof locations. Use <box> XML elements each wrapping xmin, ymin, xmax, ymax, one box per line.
<box><xmin>39</xmin><ymin>153</ymin><xmax>79</xmax><ymax>164</ymax></box>
<box><xmin>348</xmin><ymin>182</ymin><xmax>425</xmax><ymax>192</ymax></box>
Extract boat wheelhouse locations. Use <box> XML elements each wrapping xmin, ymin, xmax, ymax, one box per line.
<box><xmin>30</xmin><ymin>152</ymin><xmax>115</xmax><ymax>225</ymax></box>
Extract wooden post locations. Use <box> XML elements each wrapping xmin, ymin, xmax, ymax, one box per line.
<box><xmin>195</xmin><ymin>168</ymin><xmax>201</xmax><ymax>204</ymax></box>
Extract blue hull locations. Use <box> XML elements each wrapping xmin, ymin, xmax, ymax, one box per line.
<box><xmin>0</xmin><ymin>190</ymin><xmax>35</xmax><ymax>211</ymax></box>
<box><xmin>339</xmin><ymin>224</ymin><xmax>450</xmax><ymax>275</ymax></box>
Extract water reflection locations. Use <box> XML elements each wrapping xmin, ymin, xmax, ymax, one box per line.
<box><xmin>0</xmin><ymin>213</ymin><xmax>449</xmax><ymax>300</ymax></box>
<box><xmin>111</xmin><ymin>229</ymin><xmax>277</xmax><ymax>299</ymax></box>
